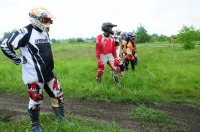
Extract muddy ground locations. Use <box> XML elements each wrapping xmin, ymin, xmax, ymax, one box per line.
<box><xmin>0</xmin><ymin>93</ymin><xmax>200</xmax><ymax>132</ymax></box>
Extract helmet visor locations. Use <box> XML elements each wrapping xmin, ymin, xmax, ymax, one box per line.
<box><xmin>39</xmin><ymin>18</ymin><xmax>53</xmax><ymax>24</ymax></box>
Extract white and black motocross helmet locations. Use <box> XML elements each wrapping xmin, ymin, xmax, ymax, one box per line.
<box><xmin>101</xmin><ymin>22</ymin><xmax>117</xmax><ymax>35</ymax></box>
<box><xmin>29</xmin><ymin>7</ymin><xmax>54</xmax><ymax>32</ymax></box>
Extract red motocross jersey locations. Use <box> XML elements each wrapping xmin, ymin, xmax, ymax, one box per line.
<box><xmin>96</xmin><ymin>34</ymin><xmax>117</xmax><ymax>60</ymax></box>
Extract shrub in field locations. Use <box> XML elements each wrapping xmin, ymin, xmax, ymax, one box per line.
<box><xmin>177</xmin><ymin>25</ymin><xmax>200</xmax><ymax>50</ymax></box>
<box><xmin>68</xmin><ymin>38</ymin><xmax>77</xmax><ymax>43</ymax></box>
<box><xmin>135</xmin><ymin>24</ymin><xmax>150</xmax><ymax>43</ymax></box>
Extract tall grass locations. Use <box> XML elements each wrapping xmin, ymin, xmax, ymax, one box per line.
<box><xmin>0</xmin><ymin>42</ymin><xmax>200</xmax><ymax>105</ymax></box>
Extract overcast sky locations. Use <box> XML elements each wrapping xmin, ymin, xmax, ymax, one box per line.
<box><xmin>0</xmin><ymin>0</ymin><xmax>200</xmax><ymax>39</ymax></box>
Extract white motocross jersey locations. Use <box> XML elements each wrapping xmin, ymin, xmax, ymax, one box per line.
<box><xmin>0</xmin><ymin>24</ymin><xmax>55</xmax><ymax>84</ymax></box>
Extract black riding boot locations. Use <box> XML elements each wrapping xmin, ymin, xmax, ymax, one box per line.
<box><xmin>28</xmin><ymin>108</ymin><xmax>42</xmax><ymax>132</ymax></box>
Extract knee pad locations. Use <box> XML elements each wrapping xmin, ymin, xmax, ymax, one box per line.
<box><xmin>97</xmin><ymin>70</ymin><xmax>104</xmax><ymax>77</ymax></box>
<box><xmin>97</xmin><ymin>66</ymin><xmax>104</xmax><ymax>78</ymax></box>
<box><xmin>27</xmin><ymin>83</ymin><xmax>43</xmax><ymax>101</ymax></box>
<box><xmin>51</xmin><ymin>78</ymin><xmax>63</xmax><ymax>97</ymax></box>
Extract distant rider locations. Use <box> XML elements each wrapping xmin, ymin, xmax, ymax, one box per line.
<box><xmin>122</xmin><ymin>32</ymin><xmax>137</xmax><ymax>70</ymax></box>
<box><xmin>95</xmin><ymin>22</ymin><xmax>121</xmax><ymax>87</ymax></box>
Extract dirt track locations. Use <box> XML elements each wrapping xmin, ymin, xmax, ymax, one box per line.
<box><xmin>0</xmin><ymin>93</ymin><xmax>200</xmax><ymax>131</ymax></box>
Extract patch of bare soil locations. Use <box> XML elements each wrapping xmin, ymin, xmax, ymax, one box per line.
<box><xmin>0</xmin><ymin>93</ymin><xmax>200</xmax><ymax>132</ymax></box>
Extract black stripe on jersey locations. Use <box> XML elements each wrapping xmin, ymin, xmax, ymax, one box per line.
<box><xmin>16</xmin><ymin>32</ymin><xmax>30</xmax><ymax>49</ymax></box>
<box><xmin>0</xmin><ymin>40</ymin><xmax>19</xmax><ymax>63</ymax></box>
<box><xmin>27</xmin><ymin>43</ymin><xmax>44</xmax><ymax>82</ymax></box>
<box><xmin>19</xmin><ymin>29</ymin><xmax>23</xmax><ymax>33</ymax></box>
<box><xmin>15</xmin><ymin>24</ymin><xmax>33</xmax><ymax>49</ymax></box>
<box><xmin>8</xmin><ymin>31</ymin><xmax>19</xmax><ymax>44</ymax></box>
<box><xmin>6</xmin><ymin>39</ymin><xmax>16</xmax><ymax>53</ymax></box>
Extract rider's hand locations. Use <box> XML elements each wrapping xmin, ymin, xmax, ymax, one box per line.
<box><xmin>13</xmin><ymin>56</ymin><xmax>27</xmax><ymax>65</ymax></box>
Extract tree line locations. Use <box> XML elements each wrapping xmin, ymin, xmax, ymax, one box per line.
<box><xmin>1</xmin><ymin>24</ymin><xmax>200</xmax><ymax>50</ymax></box>
<box><xmin>135</xmin><ymin>24</ymin><xmax>200</xmax><ymax>49</ymax></box>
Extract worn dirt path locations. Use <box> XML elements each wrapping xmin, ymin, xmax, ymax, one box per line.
<box><xmin>0</xmin><ymin>94</ymin><xmax>200</xmax><ymax>131</ymax></box>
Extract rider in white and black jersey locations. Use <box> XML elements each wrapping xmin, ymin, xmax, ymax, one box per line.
<box><xmin>1</xmin><ymin>7</ymin><xmax>74</xmax><ymax>132</ymax></box>
<box><xmin>1</xmin><ymin>24</ymin><xmax>54</xmax><ymax>84</ymax></box>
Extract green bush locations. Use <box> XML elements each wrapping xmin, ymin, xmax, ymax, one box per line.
<box><xmin>177</xmin><ymin>25</ymin><xmax>200</xmax><ymax>50</ymax></box>
<box><xmin>68</xmin><ymin>38</ymin><xmax>77</xmax><ymax>43</ymax></box>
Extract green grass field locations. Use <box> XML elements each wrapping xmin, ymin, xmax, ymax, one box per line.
<box><xmin>1</xmin><ymin>42</ymin><xmax>199</xmax><ymax>104</ymax></box>
<box><xmin>0</xmin><ymin>42</ymin><xmax>199</xmax><ymax>131</ymax></box>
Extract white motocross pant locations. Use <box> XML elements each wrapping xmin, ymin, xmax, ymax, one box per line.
<box><xmin>27</xmin><ymin>77</ymin><xmax>64</xmax><ymax>110</ymax></box>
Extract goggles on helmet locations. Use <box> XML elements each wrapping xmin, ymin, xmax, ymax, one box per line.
<box><xmin>39</xmin><ymin>18</ymin><xmax>53</xmax><ymax>24</ymax></box>
<box><xmin>29</xmin><ymin>13</ymin><xmax>53</xmax><ymax>24</ymax></box>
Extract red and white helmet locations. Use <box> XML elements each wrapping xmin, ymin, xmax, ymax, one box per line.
<box><xmin>29</xmin><ymin>7</ymin><xmax>54</xmax><ymax>32</ymax></box>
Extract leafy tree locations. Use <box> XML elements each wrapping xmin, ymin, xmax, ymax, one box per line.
<box><xmin>68</xmin><ymin>38</ymin><xmax>77</xmax><ymax>43</ymax></box>
<box><xmin>170</xmin><ymin>35</ymin><xmax>177</xmax><ymax>43</ymax></box>
<box><xmin>51</xmin><ymin>38</ymin><xmax>60</xmax><ymax>44</ymax></box>
<box><xmin>157</xmin><ymin>34</ymin><xmax>171</xmax><ymax>42</ymax></box>
<box><xmin>149</xmin><ymin>34</ymin><xmax>170</xmax><ymax>43</ymax></box>
<box><xmin>77</xmin><ymin>37</ymin><xmax>84</xmax><ymax>42</ymax></box>
<box><xmin>150</xmin><ymin>33</ymin><xmax>159</xmax><ymax>42</ymax></box>
<box><xmin>177</xmin><ymin>25</ymin><xmax>200</xmax><ymax>49</ymax></box>
<box><xmin>135</xmin><ymin>24</ymin><xmax>150</xmax><ymax>43</ymax></box>
<box><xmin>0</xmin><ymin>29</ymin><xmax>16</xmax><ymax>43</ymax></box>
<box><xmin>85</xmin><ymin>37</ymin><xmax>96</xmax><ymax>43</ymax></box>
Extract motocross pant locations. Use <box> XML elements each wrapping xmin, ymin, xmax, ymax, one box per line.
<box><xmin>96</xmin><ymin>53</ymin><xmax>120</xmax><ymax>84</ymax></box>
<box><xmin>27</xmin><ymin>77</ymin><xmax>64</xmax><ymax>125</ymax></box>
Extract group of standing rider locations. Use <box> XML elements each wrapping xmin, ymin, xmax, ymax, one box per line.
<box><xmin>95</xmin><ymin>22</ymin><xmax>138</xmax><ymax>87</ymax></box>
